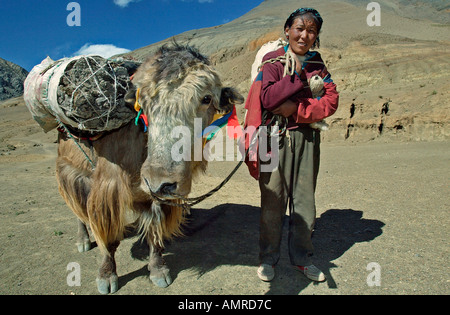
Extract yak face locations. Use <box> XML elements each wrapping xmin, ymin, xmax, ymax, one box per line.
<box><xmin>126</xmin><ymin>44</ymin><xmax>243</xmax><ymax>198</ymax></box>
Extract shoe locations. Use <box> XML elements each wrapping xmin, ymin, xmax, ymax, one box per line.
<box><xmin>257</xmin><ymin>264</ymin><xmax>275</xmax><ymax>282</ymax></box>
<box><xmin>295</xmin><ymin>265</ymin><xmax>326</xmax><ymax>282</ymax></box>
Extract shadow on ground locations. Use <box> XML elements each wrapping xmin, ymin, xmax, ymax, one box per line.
<box><xmin>125</xmin><ymin>204</ymin><xmax>385</xmax><ymax>294</ymax></box>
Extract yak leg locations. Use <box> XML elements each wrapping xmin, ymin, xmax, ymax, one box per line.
<box><xmin>134</xmin><ymin>200</ymin><xmax>173</xmax><ymax>288</ymax></box>
<box><xmin>89</xmin><ymin>209</ymin><xmax>124</xmax><ymax>294</ymax></box>
<box><xmin>146</xmin><ymin>202</ymin><xmax>184</xmax><ymax>288</ymax></box>
<box><xmin>86</xmin><ymin>161</ymin><xmax>131</xmax><ymax>294</ymax></box>
<box><xmin>55</xmin><ymin>156</ymin><xmax>92</xmax><ymax>253</ymax></box>
<box><xmin>76</xmin><ymin>220</ymin><xmax>91</xmax><ymax>253</ymax></box>
<box><xmin>96</xmin><ymin>241</ymin><xmax>120</xmax><ymax>294</ymax></box>
<box><xmin>148</xmin><ymin>243</ymin><xmax>172</xmax><ymax>288</ymax></box>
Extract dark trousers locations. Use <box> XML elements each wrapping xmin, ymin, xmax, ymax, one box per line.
<box><xmin>258</xmin><ymin>128</ymin><xmax>320</xmax><ymax>266</ymax></box>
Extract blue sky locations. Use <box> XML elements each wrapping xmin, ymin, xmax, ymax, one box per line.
<box><xmin>0</xmin><ymin>0</ymin><xmax>264</xmax><ymax>71</ymax></box>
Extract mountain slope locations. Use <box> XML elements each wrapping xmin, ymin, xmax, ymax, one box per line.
<box><xmin>0</xmin><ymin>58</ymin><xmax>29</xmax><ymax>101</ymax></box>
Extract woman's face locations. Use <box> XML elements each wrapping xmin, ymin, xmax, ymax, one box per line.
<box><xmin>285</xmin><ymin>16</ymin><xmax>318</xmax><ymax>56</ymax></box>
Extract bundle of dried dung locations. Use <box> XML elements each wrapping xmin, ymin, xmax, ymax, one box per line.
<box><xmin>24</xmin><ymin>55</ymin><xmax>141</xmax><ymax>133</ymax></box>
<box><xmin>56</xmin><ymin>56</ymin><xmax>141</xmax><ymax>132</ymax></box>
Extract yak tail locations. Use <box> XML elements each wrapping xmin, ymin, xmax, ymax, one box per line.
<box><xmin>87</xmin><ymin>164</ymin><xmax>132</xmax><ymax>255</ymax></box>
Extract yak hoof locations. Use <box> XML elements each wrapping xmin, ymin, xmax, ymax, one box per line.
<box><xmin>149</xmin><ymin>266</ymin><xmax>172</xmax><ymax>288</ymax></box>
<box><xmin>150</xmin><ymin>274</ymin><xmax>172</xmax><ymax>288</ymax></box>
<box><xmin>77</xmin><ymin>240</ymin><xmax>92</xmax><ymax>253</ymax></box>
<box><xmin>96</xmin><ymin>274</ymin><xmax>119</xmax><ymax>294</ymax></box>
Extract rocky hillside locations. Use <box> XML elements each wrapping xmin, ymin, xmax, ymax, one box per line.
<box><xmin>0</xmin><ymin>58</ymin><xmax>28</xmax><ymax>101</ymax></box>
<box><xmin>122</xmin><ymin>0</ymin><xmax>449</xmax><ymax>142</ymax></box>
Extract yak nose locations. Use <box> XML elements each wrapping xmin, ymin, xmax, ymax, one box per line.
<box><xmin>157</xmin><ymin>182</ymin><xmax>178</xmax><ymax>196</ymax></box>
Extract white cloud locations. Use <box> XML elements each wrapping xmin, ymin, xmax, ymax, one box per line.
<box><xmin>74</xmin><ymin>44</ymin><xmax>131</xmax><ymax>58</ymax></box>
<box><xmin>113</xmin><ymin>0</ymin><xmax>140</xmax><ymax>8</ymax></box>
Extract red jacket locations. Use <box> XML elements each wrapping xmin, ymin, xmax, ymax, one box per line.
<box><xmin>260</xmin><ymin>47</ymin><xmax>339</xmax><ymax>127</ymax></box>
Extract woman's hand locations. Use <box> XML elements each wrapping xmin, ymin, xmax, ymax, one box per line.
<box><xmin>272</xmin><ymin>99</ymin><xmax>297</xmax><ymax>118</ymax></box>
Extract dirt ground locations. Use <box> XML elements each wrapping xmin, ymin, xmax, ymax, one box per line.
<box><xmin>0</xmin><ymin>97</ymin><xmax>448</xmax><ymax>295</ymax></box>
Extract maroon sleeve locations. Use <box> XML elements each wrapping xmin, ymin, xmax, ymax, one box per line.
<box><xmin>260</xmin><ymin>62</ymin><xmax>305</xmax><ymax>112</ymax></box>
<box><xmin>293</xmin><ymin>81</ymin><xmax>339</xmax><ymax>123</ymax></box>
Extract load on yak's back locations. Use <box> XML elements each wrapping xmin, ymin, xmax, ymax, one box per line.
<box><xmin>23</xmin><ymin>55</ymin><xmax>141</xmax><ymax>133</ymax></box>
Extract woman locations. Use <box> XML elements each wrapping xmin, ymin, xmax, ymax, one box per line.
<box><xmin>256</xmin><ymin>8</ymin><xmax>339</xmax><ymax>282</ymax></box>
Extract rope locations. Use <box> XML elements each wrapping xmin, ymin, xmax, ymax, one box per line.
<box><xmin>57</xmin><ymin>119</ymin><xmax>96</xmax><ymax>171</ymax></box>
<box><xmin>144</xmin><ymin>155</ymin><xmax>246</xmax><ymax>211</ymax></box>
<box><xmin>258</xmin><ymin>50</ymin><xmax>296</xmax><ymax>78</ymax></box>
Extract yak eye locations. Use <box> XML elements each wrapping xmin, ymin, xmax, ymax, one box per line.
<box><xmin>201</xmin><ymin>95</ymin><xmax>212</xmax><ymax>105</ymax></box>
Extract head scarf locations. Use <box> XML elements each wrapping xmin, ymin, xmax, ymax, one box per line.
<box><xmin>288</xmin><ymin>8</ymin><xmax>323</xmax><ymax>26</ymax></box>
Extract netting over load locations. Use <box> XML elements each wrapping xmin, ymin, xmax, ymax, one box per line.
<box><xmin>24</xmin><ymin>55</ymin><xmax>141</xmax><ymax>133</ymax></box>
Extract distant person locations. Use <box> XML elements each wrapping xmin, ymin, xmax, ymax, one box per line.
<box><xmin>250</xmin><ymin>8</ymin><xmax>339</xmax><ymax>282</ymax></box>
